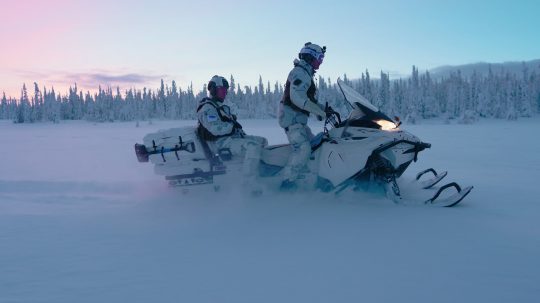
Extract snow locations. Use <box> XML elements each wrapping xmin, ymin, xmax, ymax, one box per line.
<box><xmin>1</xmin><ymin>118</ymin><xmax>539</xmax><ymax>303</ymax></box>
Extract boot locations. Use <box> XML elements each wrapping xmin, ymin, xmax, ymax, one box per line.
<box><xmin>279</xmin><ymin>179</ymin><xmax>298</xmax><ymax>192</ymax></box>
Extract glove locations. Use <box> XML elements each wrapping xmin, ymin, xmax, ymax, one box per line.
<box><xmin>325</xmin><ymin>106</ymin><xmax>335</xmax><ymax>118</ymax></box>
<box><xmin>223</xmin><ymin>114</ymin><xmax>242</xmax><ymax>129</ymax></box>
<box><xmin>231</xmin><ymin>120</ymin><xmax>245</xmax><ymax>137</ymax></box>
<box><xmin>233</xmin><ymin>120</ymin><xmax>243</xmax><ymax>130</ymax></box>
<box><xmin>236</xmin><ymin>128</ymin><xmax>246</xmax><ymax>137</ymax></box>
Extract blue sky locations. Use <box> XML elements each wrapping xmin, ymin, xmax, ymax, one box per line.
<box><xmin>1</xmin><ymin>0</ymin><xmax>539</xmax><ymax>97</ymax></box>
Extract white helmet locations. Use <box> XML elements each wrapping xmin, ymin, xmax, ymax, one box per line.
<box><xmin>207</xmin><ymin>75</ymin><xmax>230</xmax><ymax>101</ymax></box>
<box><xmin>299</xmin><ymin>42</ymin><xmax>326</xmax><ymax>63</ymax></box>
<box><xmin>208</xmin><ymin>75</ymin><xmax>229</xmax><ymax>91</ymax></box>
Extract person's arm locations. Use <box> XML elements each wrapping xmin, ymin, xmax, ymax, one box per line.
<box><xmin>289</xmin><ymin>69</ymin><xmax>325</xmax><ymax>118</ymax></box>
<box><xmin>197</xmin><ymin>104</ymin><xmax>234</xmax><ymax>136</ymax></box>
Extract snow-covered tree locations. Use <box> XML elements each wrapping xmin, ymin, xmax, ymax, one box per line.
<box><xmin>5</xmin><ymin>66</ymin><xmax>540</xmax><ymax>123</ymax></box>
<box><xmin>0</xmin><ymin>92</ymin><xmax>7</xmax><ymax>119</ymax></box>
<box><xmin>15</xmin><ymin>84</ymin><xmax>32</xmax><ymax>123</ymax></box>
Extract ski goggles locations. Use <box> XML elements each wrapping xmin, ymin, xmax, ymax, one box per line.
<box><xmin>216</xmin><ymin>86</ymin><xmax>228</xmax><ymax>98</ymax></box>
<box><xmin>300</xmin><ymin>47</ymin><xmax>325</xmax><ymax>63</ymax></box>
<box><xmin>216</xmin><ymin>86</ymin><xmax>228</xmax><ymax>92</ymax></box>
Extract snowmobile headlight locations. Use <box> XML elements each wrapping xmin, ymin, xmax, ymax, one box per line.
<box><xmin>376</xmin><ymin>120</ymin><xmax>398</xmax><ymax>131</ymax></box>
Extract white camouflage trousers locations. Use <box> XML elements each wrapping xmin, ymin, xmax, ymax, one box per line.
<box><xmin>282</xmin><ymin>123</ymin><xmax>314</xmax><ymax>182</ymax></box>
<box><xmin>217</xmin><ymin>135</ymin><xmax>268</xmax><ymax>182</ymax></box>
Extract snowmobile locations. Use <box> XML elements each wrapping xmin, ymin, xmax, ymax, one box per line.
<box><xmin>134</xmin><ymin>79</ymin><xmax>472</xmax><ymax>207</ymax></box>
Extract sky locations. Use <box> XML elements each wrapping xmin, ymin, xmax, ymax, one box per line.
<box><xmin>1</xmin><ymin>0</ymin><xmax>539</xmax><ymax>98</ymax></box>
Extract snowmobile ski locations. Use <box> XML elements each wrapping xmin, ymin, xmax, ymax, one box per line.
<box><xmin>416</xmin><ymin>168</ymin><xmax>448</xmax><ymax>189</ymax></box>
<box><xmin>424</xmin><ymin>182</ymin><xmax>473</xmax><ymax>207</ymax></box>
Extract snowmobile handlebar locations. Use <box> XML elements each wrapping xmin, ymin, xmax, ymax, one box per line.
<box><xmin>323</xmin><ymin>103</ymin><xmax>342</xmax><ymax>135</ymax></box>
<box><xmin>324</xmin><ymin>103</ymin><xmax>341</xmax><ymax>127</ymax></box>
<box><xmin>418</xmin><ymin>142</ymin><xmax>431</xmax><ymax>149</ymax></box>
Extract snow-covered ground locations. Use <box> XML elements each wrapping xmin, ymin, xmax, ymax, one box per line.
<box><xmin>1</xmin><ymin>118</ymin><xmax>539</xmax><ymax>303</ymax></box>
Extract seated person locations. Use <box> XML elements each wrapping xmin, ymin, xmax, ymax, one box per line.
<box><xmin>197</xmin><ymin>75</ymin><xmax>268</xmax><ymax>194</ymax></box>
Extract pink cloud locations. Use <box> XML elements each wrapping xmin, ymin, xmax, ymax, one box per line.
<box><xmin>0</xmin><ymin>0</ymin><xmax>93</xmax><ymax>69</ymax></box>
<box><xmin>1</xmin><ymin>0</ymin><xmax>73</xmax><ymax>23</ymax></box>
<box><xmin>2</xmin><ymin>68</ymin><xmax>169</xmax><ymax>98</ymax></box>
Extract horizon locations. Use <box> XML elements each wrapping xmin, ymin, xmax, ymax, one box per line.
<box><xmin>2</xmin><ymin>0</ymin><xmax>539</xmax><ymax>99</ymax></box>
<box><xmin>3</xmin><ymin>57</ymin><xmax>540</xmax><ymax>100</ymax></box>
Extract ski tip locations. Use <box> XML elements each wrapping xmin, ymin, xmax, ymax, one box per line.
<box><xmin>444</xmin><ymin>186</ymin><xmax>473</xmax><ymax>207</ymax></box>
<box><xmin>424</xmin><ymin>184</ymin><xmax>473</xmax><ymax>207</ymax></box>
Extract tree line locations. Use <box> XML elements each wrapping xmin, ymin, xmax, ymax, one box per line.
<box><xmin>1</xmin><ymin>65</ymin><xmax>539</xmax><ymax>124</ymax></box>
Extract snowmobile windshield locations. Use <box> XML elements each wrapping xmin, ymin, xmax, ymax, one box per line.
<box><xmin>337</xmin><ymin>79</ymin><xmax>397</xmax><ymax>130</ymax></box>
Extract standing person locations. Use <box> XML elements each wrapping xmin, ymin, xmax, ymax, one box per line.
<box><xmin>197</xmin><ymin>75</ymin><xmax>268</xmax><ymax>194</ymax></box>
<box><xmin>278</xmin><ymin>42</ymin><xmax>328</xmax><ymax>191</ymax></box>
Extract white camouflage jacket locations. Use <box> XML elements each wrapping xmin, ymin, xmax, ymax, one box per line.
<box><xmin>278</xmin><ymin>59</ymin><xmax>325</xmax><ymax>128</ymax></box>
<box><xmin>197</xmin><ymin>98</ymin><xmax>235</xmax><ymax>139</ymax></box>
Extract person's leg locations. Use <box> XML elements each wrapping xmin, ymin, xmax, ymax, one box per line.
<box><xmin>240</xmin><ymin>136</ymin><xmax>267</xmax><ymax>180</ymax></box>
<box><xmin>281</xmin><ymin>124</ymin><xmax>310</xmax><ymax>189</ymax></box>
<box><xmin>220</xmin><ymin>136</ymin><xmax>267</xmax><ymax>194</ymax></box>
